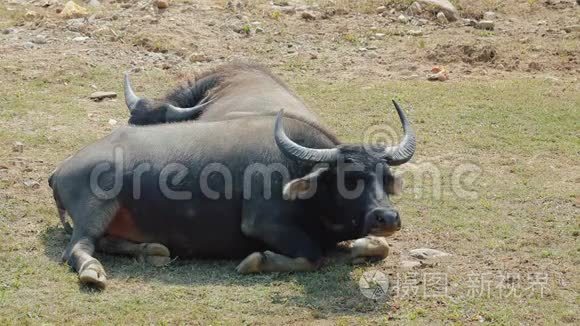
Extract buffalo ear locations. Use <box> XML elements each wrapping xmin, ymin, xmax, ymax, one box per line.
<box><xmin>283</xmin><ymin>167</ymin><xmax>329</xmax><ymax>201</ymax></box>
<box><xmin>386</xmin><ymin>174</ymin><xmax>403</xmax><ymax>196</ymax></box>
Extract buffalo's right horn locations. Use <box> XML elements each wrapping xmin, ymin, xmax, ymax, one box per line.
<box><xmin>124</xmin><ymin>73</ymin><xmax>142</xmax><ymax>112</ymax></box>
<box><xmin>274</xmin><ymin>110</ymin><xmax>339</xmax><ymax>163</ymax></box>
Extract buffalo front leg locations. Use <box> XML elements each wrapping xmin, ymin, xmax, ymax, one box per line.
<box><xmin>236</xmin><ymin>250</ymin><xmax>318</xmax><ymax>274</ymax></box>
<box><xmin>239</xmin><ymin>218</ymin><xmax>323</xmax><ymax>273</ymax></box>
<box><xmin>349</xmin><ymin>236</ymin><xmax>390</xmax><ymax>264</ymax></box>
<box><xmin>96</xmin><ymin>237</ymin><xmax>171</xmax><ymax>266</ymax></box>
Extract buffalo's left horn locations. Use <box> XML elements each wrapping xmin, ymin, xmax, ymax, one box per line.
<box><xmin>381</xmin><ymin>100</ymin><xmax>416</xmax><ymax>165</ymax></box>
<box><xmin>274</xmin><ymin>110</ymin><xmax>339</xmax><ymax>163</ymax></box>
<box><xmin>124</xmin><ymin>73</ymin><xmax>142</xmax><ymax>112</ymax></box>
<box><xmin>164</xmin><ymin>99</ymin><xmax>214</xmax><ymax>122</ymax></box>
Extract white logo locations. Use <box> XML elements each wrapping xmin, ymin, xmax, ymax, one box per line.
<box><xmin>359</xmin><ymin>270</ymin><xmax>389</xmax><ymax>300</ymax></box>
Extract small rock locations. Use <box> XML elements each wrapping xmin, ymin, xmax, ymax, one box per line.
<box><xmin>23</xmin><ymin>42</ymin><xmax>36</xmax><ymax>49</ymax></box>
<box><xmin>108</xmin><ymin>119</ymin><xmax>118</xmax><ymax>126</ymax></box>
<box><xmin>408</xmin><ymin>29</ymin><xmax>423</xmax><ymax>36</ymax></box>
<box><xmin>255</xmin><ymin>26</ymin><xmax>264</xmax><ymax>33</ymax></box>
<box><xmin>88</xmin><ymin>0</ymin><xmax>100</xmax><ymax>7</ymax></box>
<box><xmin>476</xmin><ymin>20</ymin><xmax>494</xmax><ymax>30</ymax></box>
<box><xmin>72</xmin><ymin>36</ymin><xmax>89</xmax><ymax>42</ymax></box>
<box><xmin>431</xmin><ymin>66</ymin><xmax>443</xmax><ymax>73</ymax></box>
<box><xmin>188</xmin><ymin>52</ymin><xmax>208</xmax><ymax>62</ymax></box>
<box><xmin>23</xmin><ymin>180</ymin><xmax>40</xmax><ymax>189</ymax></box>
<box><xmin>12</xmin><ymin>141</ymin><xmax>24</xmax><ymax>153</ymax></box>
<box><xmin>417</xmin><ymin>0</ymin><xmax>458</xmax><ymax>21</ymax></box>
<box><xmin>25</xmin><ymin>10</ymin><xmax>39</xmax><ymax>20</ymax></box>
<box><xmin>31</xmin><ymin>35</ymin><xmax>47</xmax><ymax>44</ymax></box>
<box><xmin>156</xmin><ymin>0</ymin><xmax>169</xmax><ymax>9</ymax></box>
<box><xmin>367</xmin><ymin>45</ymin><xmax>377</xmax><ymax>50</ymax></box>
<box><xmin>462</xmin><ymin>18</ymin><xmax>477</xmax><ymax>26</ymax></box>
<box><xmin>358</xmin><ymin>47</ymin><xmax>367</xmax><ymax>52</ymax></box>
<box><xmin>528</xmin><ymin>62</ymin><xmax>542</xmax><ymax>71</ymax></box>
<box><xmin>89</xmin><ymin>91</ymin><xmax>117</xmax><ymax>101</ymax></box>
<box><xmin>563</xmin><ymin>25</ymin><xmax>580</xmax><ymax>33</ymax></box>
<box><xmin>376</xmin><ymin>6</ymin><xmax>386</xmax><ymax>14</ymax></box>
<box><xmin>427</xmin><ymin>71</ymin><xmax>448</xmax><ymax>81</ymax></box>
<box><xmin>375</xmin><ymin>33</ymin><xmax>385</xmax><ymax>39</ymax></box>
<box><xmin>401</xmin><ymin>260</ymin><xmax>421</xmax><ymax>270</ymax></box>
<box><xmin>407</xmin><ymin>2</ymin><xmax>423</xmax><ymax>16</ymax></box>
<box><xmin>309</xmin><ymin>52</ymin><xmax>318</xmax><ymax>59</ymax></box>
<box><xmin>301</xmin><ymin>11</ymin><xmax>316</xmax><ymax>20</ymax></box>
<box><xmin>2</xmin><ymin>28</ymin><xmax>13</xmax><ymax>35</ymax></box>
<box><xmin>398</xmin><ymin>14</ymin><xmax>409</xmax><ymax>24</ymax></box>
<box><xmin>436</xmin><ymin>11</ymin><xmax>448</xmax><ymax>24</ymax></box>
<box><xmin>483</xmin><ymin>11</ymin><xmax>496</xmax><ymax>20</ymax></box>
<box><xmin>537</xmin><ymin>20</ymin><xmax>547</xmax><ymax>26</ymax></box>
<box><xmin>60</xmin><ymin>1</ymin><xmax>88</xmax><ymax>19</ymax></box>
<box><xmin>409</xmin><ymin>248</ymin><xmax>451</xmax><ymax>259</ymax></box>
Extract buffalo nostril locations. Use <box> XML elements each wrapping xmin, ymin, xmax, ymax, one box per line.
<box><xmin>375</xmin><ymin>214</ymin><xmax>384</xmax><ymax>223</ymax></box>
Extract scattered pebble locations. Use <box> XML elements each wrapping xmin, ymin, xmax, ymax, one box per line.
<box><xmin>34</xmin><ymin>35</ymin><xmax>49</xmax><ymax>44</ymax></box>
<box><xmin>72</xmin><ymin>36</ymin><xmax>89</xmax><ymax>42</ymax></box>
<box><xmin>188</xmin><ymin>52</ymin><xmax>209</xmax><ymax>63</ymax></box>
<box><xmin>60</xmin><ymin>1</ymin><xmax>88</xmax><ymax>19</ymax></box>
<box><xmin>376</xmin><ymin>6</ymin><xmax>386</xmax><ymax>14</ymax></box>
<box><xmin>427</xmin><ymin>71</ymin><xmax>448</xmax><ymax>81</ymax></box>
<box><xmin>398</xmin><ymin>14</ymin><xmax>409</xmax><ymax>24</ymax></box>
<box><xmin>528</xmin><ymin>62</ymin><xmax>542</xmax><ymax>71</ymax></box>
<box><xmin>89</xmin><ymin>91</ymin><xmax>117</xmax><ymax>101</ymax></box>
<box><xmin>417</xmin><ymin>0</ymin><xmax>458</xmax><ymax>21</ymax></box>
<box><xmin>23</xmin><ymin>42</ymin><xmax>37</xmax><ymax>49</ymax></box>
<box><xmin>23</xmin><ymin>180</ymin><xmax>40</xmax><ymax>189</ymax></box>
<box><xmin>375</xmin><ymin>33</ymin><xmax>386</xmax><ymax>39</ymax></box>
<box><xmin>25</xmin><ymin>10</ymin><xmax>39</xmax><ymax>20</ymax></box>
<box><xmin>108</xmin><ymin>119</ymin><xmax>118</xmax><ymax>126</ymax></box>
<box><xmin>156</xmin><ymin>0</ymin><xmax>169</xmax><ymax>9</ymax></box>
<box><xmin>563</xmin><ymin>25</ymin><xmax>580</xmax><ymax>33</ymax></box>
<box><xmin>408</xmin><ymin>29</ymin><xmax>423</xmax><ymax>36</ymax></box>
<box><xmin>12</xmin><ymin>141</ymin><xmax>24</xmax><ymax>153</ymax></box>
<box><xmin>301</xmin><ymin>11</ymin><xmax>317</xmax><ymax>20</ymax></box>
<box><xmin>409</xmin><ymin>248</ymin><xmax>451</xmax><ymax>259</ymax></box>
<box><xmin>88</xmin><ymin>0</ymin><xmax>101</xmax><ymax>7</ymax></box>
<box><xmin>2</xmin><ymin>28</ymin><xmax>14</xmax><ymax>35</ymax></box>
<box><xmin>476</xmin><ymin>20</ymin><xmax>495</xmax><ymax>30</ymax></box>
<box><xmin>407</xmin><ymin>2</ymin><xmax>423</xmax><ymax>16</ymax></box>
<box><xmin>309</xmin><ymin>52</ymin><xmax>318</xmax><ymax>59</ymax></box>
<box><xmin>483</xmin><ymin>11</ymin><xmax>496</xmax><ymax>20</ymax></box>
<box><xmin>436</xmin><ymin>11</ymin><xmax>448</xmax><ymax>24</ymax></box>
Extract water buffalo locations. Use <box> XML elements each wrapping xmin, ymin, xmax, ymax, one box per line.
<box><xmin>123</xmin><ymin>63</ymin><xmax>321</xmax><ymax>125</ymax></box>
<box><xmin>49</xmin><ymin>102</ymin><xmax>415</xmax><ymax>288</ymax></box>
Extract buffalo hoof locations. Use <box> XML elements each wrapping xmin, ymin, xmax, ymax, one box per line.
<box><xmin>140</xmin><ymin>243</ymin><xmax>171</xmax><ymax>267</ymax></box>
<box><xmin>236</xmin><ymin>252</ymin><xmax>263</xmax><ymax>274</ymax></box>
<box><xmin>350</xmin><ymin>236</ymin><xmax>389</xmax><ymax>263</ymax></box>
<box><xmin>79</xmin><ymin>261</ymin><xmax>107</xmax><ymax>289</ymax></box>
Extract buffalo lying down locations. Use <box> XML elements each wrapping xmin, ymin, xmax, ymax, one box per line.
<box><xmin>49</xmin><ymin>102</ymin><xmax>415</xmax><ymax>288</ymax></box>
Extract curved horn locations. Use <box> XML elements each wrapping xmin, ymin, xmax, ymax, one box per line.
<box><xmin>165</xmin><ymin>98</ymin><xmax>214</xmax><ymax>122</ymax></box>
<box><xmin>124</xmin><ymin>73</ymin><xmax>142</xmax><ymax>112</ymax></box>
<box><xmin>274</xmin><ymin>110</ymin><xmax>339</xmax><ymax>163</ymax></box>
<box><xmin>381</xmin><ymin>100</ymin><xmax>416</xmax><ymax>165</ymax></box>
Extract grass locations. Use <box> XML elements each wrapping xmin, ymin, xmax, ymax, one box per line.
<box><xmin>0</xmin><ymin>56</ymin><xmax>578</xmax><ymax>324</ymax></box>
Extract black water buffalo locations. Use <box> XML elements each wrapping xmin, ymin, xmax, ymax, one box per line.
<box><xmin>123</xmin><ymin>64</ymin><xmax>321</xmax><ymax>125</ymax></box>
<box><xmin>49</xmin><ymin>102</ymin><xmax>415</xmax><ymax>288</ymax></box>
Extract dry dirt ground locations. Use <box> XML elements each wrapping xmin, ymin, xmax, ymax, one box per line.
<box><xmin>0</xmin><ymin>0</ymin><xmax>579</xmax><ymax>324</ymax></box>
